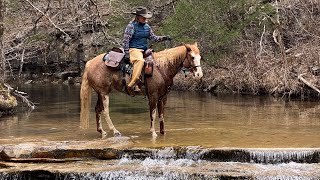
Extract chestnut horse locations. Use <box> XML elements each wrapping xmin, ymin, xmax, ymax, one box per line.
<box><xmin>80</xmin><ymin>43</ymin><xmax>203</xmax><ymax>137</ymax></box>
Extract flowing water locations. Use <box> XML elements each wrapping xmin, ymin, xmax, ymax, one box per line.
<box><xmin>1</xmin><ymin>84</ymin><xmax>320</xmax><ymax>179</ymax></box>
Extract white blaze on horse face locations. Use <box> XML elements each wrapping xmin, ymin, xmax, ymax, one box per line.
<box><xmin>191</xmin><ymin>52</ymin><xmax>203</xmax><ymax>79</ymax></box>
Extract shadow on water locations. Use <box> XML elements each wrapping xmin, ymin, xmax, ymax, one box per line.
<box><xmin>113</xmin><ymin>107</ymin><xmax>148</xmax><ymax>114</ymax></box>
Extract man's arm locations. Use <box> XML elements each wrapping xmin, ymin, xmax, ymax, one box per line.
<box><xmin>123</xmin><ymin>23</ymin><xmax>134</xmax><ymax>53</ymax></box>
<box><xmin>149</xmin><ymin>26</ymin><xmax>166</xmax><ymax>42</ymax></box>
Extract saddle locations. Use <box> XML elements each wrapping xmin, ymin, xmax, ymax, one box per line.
<box><xmin>103</xmin><ymin>47</ymin><xmax>125</xmax><ymax>69</ymax></box>
<box><xmin>103</xmin><ymin>47</ymin><xmax>155</xmax><ymax>95</ymax></box>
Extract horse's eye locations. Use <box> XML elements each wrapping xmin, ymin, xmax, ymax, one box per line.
<box><xmin>191</xmin><ymin>56</ymin><xmax>194</xmax><ymax>60</ymax></box>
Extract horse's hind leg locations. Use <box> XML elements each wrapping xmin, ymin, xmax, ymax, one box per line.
<box><xmin>158</xmin><ymin>95</ymin><xmax>168</xmax><ymax>135</ymax></box>
<box><xmin>95</xmin><ymin>95</ymin><xmax>107</xmax><ymax>137</ymax></box>
<box><xmin>102</xmin><ymin>94</ymin><xmax>121</xmax><ymax>137</ymax></box>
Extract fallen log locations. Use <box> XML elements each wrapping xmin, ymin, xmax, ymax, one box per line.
<box><xmin>298</xmin><ymin>74</ymin><xmax>320</xmax><ymax>95</ymax></box>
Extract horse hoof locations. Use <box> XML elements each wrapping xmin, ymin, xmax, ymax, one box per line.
<box><xmin>101</xmin><ymin>133</ymin><xmax>107</xmax><ymax>138</ymax></box>
<box><xmin>160</xmin><ymin>130</ymin><xmax>165</xmax><ymax>135</ymax></box>
<box><xmin>152</xmin><ymin>132</ymin><xmax>158</xmax><ymax>137</ymax></box>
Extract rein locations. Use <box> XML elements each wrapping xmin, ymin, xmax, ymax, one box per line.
<box><xmin>154</xmin><ymin>43</ymin><xmax>201</xmax><ymax>82</ymax></box>
<box><xmin>164</xmin><ymin>40</ymin><xmax>201</xmax><ymax>72</ymax></box>
<box><xmin>181</xmin><ymin>65</ymin><xmax>201</xmax><ymax>71</ymax></box>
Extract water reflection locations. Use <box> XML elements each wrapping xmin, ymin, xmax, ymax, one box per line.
<box><xmin>0</xmin><ymin>84</ymin><xmax>320</xmax><ymax>148</ymax></box>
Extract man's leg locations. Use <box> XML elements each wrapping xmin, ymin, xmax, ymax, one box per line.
<box><xmin>128</xmin><ymin>48</ymin><xmax>144</xmax><ymax>88</ymax></box>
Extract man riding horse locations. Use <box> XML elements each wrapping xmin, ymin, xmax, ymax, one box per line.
<box><xmin>123</xmin><ymin>6</ymin><xmax>171</xmax><ymax>96</ymax></box>
<box><xmin>80</xmin><ymin>6</ymin><xmax>203</xmax><ymax>138</ymax></box>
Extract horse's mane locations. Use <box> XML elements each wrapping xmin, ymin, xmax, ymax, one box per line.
<box><xmin>153</xmin><ymin>46</ymin><xmax>187</xmax><ymax>68</ymax></box>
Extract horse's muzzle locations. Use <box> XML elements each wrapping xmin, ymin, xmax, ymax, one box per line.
<box><xmin>193</xmin><ymin>67</ymin><xmax>203</xmax><ymax>80</ymax></box>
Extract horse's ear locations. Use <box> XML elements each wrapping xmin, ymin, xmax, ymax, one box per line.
<box><xmin>185</xmin><ymin>44</ymin><xmax>192</xmax><ymax>52</ymax></box>
<box><xmin>193</xmin><ymin>42</ymin><xmax>198</xmax><ymax>47</ymax></box>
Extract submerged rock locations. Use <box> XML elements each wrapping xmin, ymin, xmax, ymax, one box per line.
<box><xmin>0</xmin><ymin>137</ymin><xmax>133</xmax><ymax>161</ymax></box>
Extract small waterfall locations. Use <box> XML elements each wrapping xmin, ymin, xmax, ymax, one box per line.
<box><xmin>248</xmin><ymin>149</ymin><xmax>319</xmax><ymax>164</ymax></box>
<box><xmin>1</xmin><ymin>147</ymin><xmax>320</xmax><ymax>179</ymax></box>
<box><xmin>255</xmin><ymin>175</ymin><xmax>316</xmax><ymax>180</ymax></box>
<box><xmin>152</xmin><ymin>147</ymin><xmax>177</xmax><ymax>159</ymax></box>
<box><xmin>119</xmin><ymin>147</ymin><xmax>320</xmax><ymax>164</ymax></box>
<box><xmin>58</xmin><ymin>171</ymin><xmax>213</xmax><ymax>180</ymax></box>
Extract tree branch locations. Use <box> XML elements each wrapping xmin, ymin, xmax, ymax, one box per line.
<box><xmin>298</xmin><ymin>74</ymin><xmax>320</xmax><ymax>95</ymax></box>
<box><xmin>24</xmin><ymin>0</ymin><xmax>71</xmax><ymax>40</ymax></box>
<box><xmin>18</xmin><ymin>48</ymin><xmax>25</xmax><ymax>77</ymax></box>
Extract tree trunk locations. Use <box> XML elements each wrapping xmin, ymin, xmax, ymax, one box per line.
<box><xmin>0</xmin><ymin>0</ymin><xmax>5</xmax><ymax>82</ymax></box>
<box><xmin>0</xmin><ymin>1</ymin><xmax>18</xmax><ymax>115</ymax></box>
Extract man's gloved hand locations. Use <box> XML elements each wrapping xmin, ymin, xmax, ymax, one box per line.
<box><xmin>162</xmin><ymin>36</ymin><xmax>172</xmax><ymax>41</ymax></box>
<box><xmin>124</xmin><ymin>52</ymin><xmax>130</xmax><ymax>63</ymax></box>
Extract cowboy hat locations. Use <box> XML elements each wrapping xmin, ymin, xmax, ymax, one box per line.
<box><xmin>131</xmin><ymin>7</ymin><xmax>153</xmax><ymax>19</ymax></box>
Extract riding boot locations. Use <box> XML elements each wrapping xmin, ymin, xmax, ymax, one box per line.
<box><xmin>126</xmin><ymin>86</ymin><xmax>135</xmax><ymax>97</ymax></box>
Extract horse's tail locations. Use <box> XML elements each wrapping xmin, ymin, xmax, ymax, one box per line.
<box><xmin>80</xmin><ymin>68</ymin><xmax>91</xmax><ymax>129</ymax></box>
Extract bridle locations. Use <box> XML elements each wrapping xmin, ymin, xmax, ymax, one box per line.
<box><xmin>180</xmin><ymin>47</ymin><xmax>201</xmax><ymax>73</ymax></box>
<box><xmin>164</xmin><ymin>42</ymin><xmax>201</xmax><ymax>72</ymax></box>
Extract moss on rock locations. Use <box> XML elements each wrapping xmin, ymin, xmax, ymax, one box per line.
<box><xmin>0</xmin><ymin>83</ymin><xmax>17</xmax><ymax>114</ymax></box>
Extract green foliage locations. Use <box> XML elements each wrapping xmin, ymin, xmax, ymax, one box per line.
<box><xmin>158</xmin><ymin>0</ymin><xmax>275</xmax><ymax>63</ymax></box>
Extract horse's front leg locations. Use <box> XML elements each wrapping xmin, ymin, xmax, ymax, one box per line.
<box><xmin>102</xmin><ymin>95</ymin><xmax>121</xmax><ymax>137</ymax></box>
<box><xmin>95</xmin><ymin>95</ymin><xmax>107</xmax><ymax>137</ymax></box>
<box><xmin>157</xmin><ymin>95</ymin><xmax>168</xmax><ymax>135</ymax></box>
<box><xmin>148</xmin><ymin>97</ymin><xmax>158</xmax><ymax>137</ymax></box>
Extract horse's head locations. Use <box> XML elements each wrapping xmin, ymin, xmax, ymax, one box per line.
<box><xmin>183</xmin><ymin>43</ymin><xmax>203</xmax><ymax>80</ymax></box>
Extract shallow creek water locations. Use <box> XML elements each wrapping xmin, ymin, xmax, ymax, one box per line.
<box><xmin>1</xmin><ymin>84</ymin><xmax>320</xmax><ymax>179</ymax></box>
<box><xmin>0</xmin><ymin>84</ymin><xmax>320</xmax><ymax>148</ymax></box>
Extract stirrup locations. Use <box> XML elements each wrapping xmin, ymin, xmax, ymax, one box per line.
<box><xmin>134</xmin><ymin>85</ymin><xmax>141</xmax><ymax>93</ymax></box>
